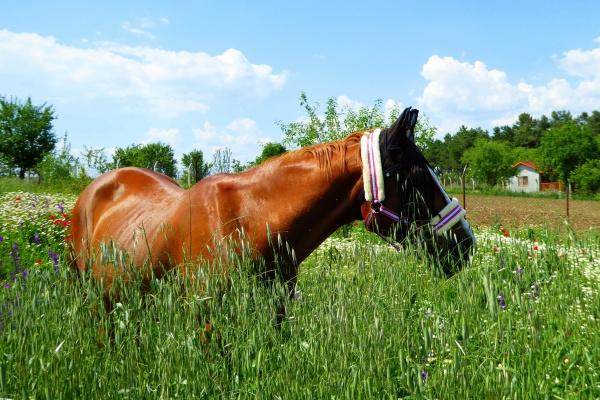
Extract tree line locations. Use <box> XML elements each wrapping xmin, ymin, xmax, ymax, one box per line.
<box><xmin>2</xmin><ymin>94</ymin><xmax>600</xmax><ymax>193</ymax></box>
<box><xmin>0</xmin><ymin>96</ymin><xmax>287</xmax><ymax>187</ymax></box>
<box><xmin>425</xmin><ymin>111</ymin><xmax>600</xmax><ymax>192</ymax></box>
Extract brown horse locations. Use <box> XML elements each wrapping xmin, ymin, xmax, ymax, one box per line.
<box><xmin>70</xmin><ymin>108</ymin><xmax>475</xmax><ymax>297</ymax></box>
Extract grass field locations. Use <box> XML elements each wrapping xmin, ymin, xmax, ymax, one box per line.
<box><xmin>1</xmin><ymin>190</ymin><xmax>600</xmax><ymax>398</ymax></box>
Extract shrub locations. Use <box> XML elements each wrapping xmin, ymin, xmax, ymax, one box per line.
<box><xmin>571</xmin><ymin>159</ymin><xmax>600</xmax><ymax>193</ymax></box>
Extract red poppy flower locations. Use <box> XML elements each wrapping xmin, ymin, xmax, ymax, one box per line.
<box><xmin>501</xmin><ymin>228</ymin><xmax>510</xmax><ymax>237</ymax></box>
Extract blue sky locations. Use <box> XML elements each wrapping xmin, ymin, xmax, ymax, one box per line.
<box><xmin>2</xmin><ymin>1</ymin><xmax>600</xmax><ymax>165</ymax></box>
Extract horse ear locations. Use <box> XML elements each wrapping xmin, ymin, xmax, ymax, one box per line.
<box><xmin>386</xmin><ymin>107</ymin><xmax>419</xmax><ymax>149</ymax></box>
<box><xmin>406</xmin><ymin>108</ymin><xmax>419</xmax><ymax>143</ymax></box>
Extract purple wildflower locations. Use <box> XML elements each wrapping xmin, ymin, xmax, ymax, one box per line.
<box><xmin>0</xmin><ymin>234</ymin><xmax>4</xmax><ymax>243</ymax></box>
<box><xmin>48</xmin><ymin>250</ymin><xmax>60</xmax><ymax>273</ymax></box>
<box><xmin>57</xmin><ymin>202</ymin><xmax>65</xmax><ymax>214</ymax></box>
<box><xmin>10</xmin><ymin>243</ymin><xmax>21</xmax><ymax>269</ymax></box>
<box><xmin>33</xmin><ymin>232</ymin><xmax>41</xmax><ymax>244</ymax></box>
<box><xmin>3</xmin><ymin>282</ymin><xmax>10</xmax><ymax>289</ymax></box>
<box><xmin>497</xmin><ymin>294</ymin><xmax>506</xmax><ymax>310</ymax></box>
<box><xmin>421</xmin><ymin>369</ymin><xmax>428</xmax><ymax>384</ymax></box>
<box><xmin>515</xmin><ymin>266</ymin><xmax>523</xmax><ymax>276</ymax></box>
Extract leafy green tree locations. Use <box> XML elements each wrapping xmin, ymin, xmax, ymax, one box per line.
<box><xmin>461</xmin><ymin>139</ymin><xmax>514</xmax><ymax>186</ymax></box>
<box><xmin>539</xmin><ymin>120</ymin><xmax>598</xmax><ymax>183</ymax></box>
<box><xmin>585</xmin><ymin>111</ymin><xmax>600</xmax><ymax>153</ymax></box>
<box><xmin>253</xmin><ymin>142</ymin><xmax>287</xmax><ymax>165</ymax></box>
<box><xmin>509</xmin><ymin>147</ymin><xmax>542</xmax><ymax>169</ymax></box>
<box><xmin>586</xmin><ymin>110</ymin><xmax>600</xmax><ymax>138</ymax></box>
<box><xmin>181</xmin><ymin>149</ymin><xmax>211</xmax><ymax>183</ymax></box>
<box><xmin>0</xmin><ymin>96</ymin><xmax>57</xmax><ymax>178</ymax></box>
<box><xmin>571</xmin><ymin>159</ymin><xmax>600</xmax><ymax>193</ymax></box>
<box><xmin>36</xmin><ymin>134</ymin><xmax>81</xmax><ymax>183</ymax></box>
<box><xmin>492</xmin><ymin>113</ymin><xmax>550</xmax><ymax>148</ymax></box>
<box><xmin>278</xmin><ymin>92</ymin><xmax>435</xmax><ymax>151</ymax></box>
<box><xmin>425</xmin><ymin>126</ymin><xmax>489</xmax><ymax>172</ymax></box>
<box><xmin>81</xmin><ymin>146</ymin><xmax>110</xmax><ymax>176</ymax></box>
<box><xmin>550</xmin><ymin>110</ymin><xmax>573</xmax><ymax>127</ymax></box>
<box><xmin>112</xmin><ymin>142</ymin><xmax>177</xmax><ymax>178</ymax></box>
<box><xmin>512</xmin><ymin>113</ymin><xmax>543</xmax><ymax>148</ymax></box>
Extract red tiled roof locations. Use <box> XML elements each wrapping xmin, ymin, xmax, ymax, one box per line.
<box><xmin>512</xmin><ymin>161</ymin><xmax>543</xmax><ymax>173</ymax></box>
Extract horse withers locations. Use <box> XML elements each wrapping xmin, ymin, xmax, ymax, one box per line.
<box><xmin>69</xmin><ymin>107</ymin><xmax>475</xmax><ymax>296</ymax></box>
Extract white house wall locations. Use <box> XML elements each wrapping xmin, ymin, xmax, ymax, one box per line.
<box><xmin>508</xmin><ymin>166</ymin><xmax>540</xmax><ymax>193</ymax></box>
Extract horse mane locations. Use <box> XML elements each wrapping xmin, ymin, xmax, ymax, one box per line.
<box><xmin>273</xmin><ymin>131</ymin><xmax>364</xmax><ymax>176</ymax></box>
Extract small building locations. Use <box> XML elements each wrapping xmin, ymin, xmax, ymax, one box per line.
<box><xmin>507</xmin><ymin>161</ymin><xmax>541</xmax><ymax>193</ymax></box>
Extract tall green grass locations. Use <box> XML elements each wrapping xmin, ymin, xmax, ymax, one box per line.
<box><xmin>1</xmin><ymin>189</ymin><xmax>599</xmax><ymax>398</ymax></box>
<box><xmin>0</xmin><ymin>177</ymin><xmax>90</xmax><ymax>195</ymax></box>
<box><xmin>1</xmin><ymin>223</ymin><xmax>599</xmax><ymax>398</ymax></box>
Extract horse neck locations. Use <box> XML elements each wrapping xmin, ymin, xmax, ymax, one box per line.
<box><xmin>251</xmin><ymin>136</ymin><xmax>364</xmax><ymax>260</ymax></box>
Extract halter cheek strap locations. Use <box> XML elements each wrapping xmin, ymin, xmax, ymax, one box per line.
<box><xmin>360</xmin><ymin>129</ymin><xmax>467</xmax><ymax>236</ymax></box>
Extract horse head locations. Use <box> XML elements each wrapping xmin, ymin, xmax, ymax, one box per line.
<box><xmin>360</xmin><ymin>107</ymin><xmax>475</xmax><ymax>275</ymax></box>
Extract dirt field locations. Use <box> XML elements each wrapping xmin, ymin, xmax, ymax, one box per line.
<box><xmin>458</xmin><ymin>194</ymin><xmax>600</xmax><ymax>233</ymax></box>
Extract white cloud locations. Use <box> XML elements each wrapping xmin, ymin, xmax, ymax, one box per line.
<box><xmin>384</xmin><ymin>99</ymin><xmax>404</xmax><ymax>120</ymax></box>
<box><xmin>417</xmin><ymin>41</ymin><xmax>600</xmax><ymax>134</ymax></box>
<box><xmin>121</xmin><ymin>17</ymin><xmax>170</xmax><ymax>40</ymax></box>
<box><xmin>193</xmin><ymin>121</ymin><xmax>218</xmax><ymax>141</ymax></box>
<box><xmin>224</xmin><ymin>118</ymin><xmax>264</xmax><ymax>145</ymax></box>
<box><xmin>419</xmin><ymin>56</ymin><xmax>521</xmax><ymax>114</ymax></box>
<box><xmin>557</xmin><ymin>47</ymin><xmax>600</xmax><ymax>78</ymax></box>
<box><xmin>143</xmin><ymin>128</ymin><xmax>179</xmax><ymax>147</ymax></box>
<box><xmin>121</xmin><ymin>20</ymin><xmax>155</xmax><ymax>40</ymax></box>
<box><xmin>0</xmin><ymin>29</ymin><xmax>287</xmax><ymax>118</ymax></box>
<box><xmin>192</xmin><ymin>118</ymin><xmax>276</xmax><ymax>161</ymax></box>
<box><xmin>336</xmin><ymin>95</ymin><xmax>364</xmax><ymax>111</ymax></box>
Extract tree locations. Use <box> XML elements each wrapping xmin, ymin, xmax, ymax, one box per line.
<box><xmin>512</xmin><ymin>113</ymin><xmax>543</xmax><ymax>148</ymax></box>
<box><xmin>181</xmin><ymin>149</ymin><xmax>211</xmax><ymax>184</ymax></box>
<box><xmin>571</xmin><ymin>160</ymin><xmax>600</xmax><ymax>193</ymax></box>
<box><xmin>585</xmin><ymin>111</ymin><xmax>600</xmax><ymax>156</ymax></box>
<box><xmin>210</xmin><ymin>148</ymin><xmax>236</xmax><ymax>174</ymax></box>
<box><xmin>0</xmin><ymin>96</ymin><xmax>57</xmax><ymax>178</ymax></box>
<box><xmin>112</xmin><ymin>142</ymin><xmax>177</xmax><ymax>178</ymax></box>
<box><xmin>539</xmin><ymin>120</ymin><xmax>598</xmax><ymax>183</ymax></box>
<box><xmin>36</xmin><ymin>134</ymin><xmax>81</xmax><ymax>183</ymax></box>
<box><xmin>492</xmin><ymin>113</ymin><xmax>550</xmax><ymax>148</ymax></box>
<box><xmin>509</xmin><ymin>146</ymin><xmax>542</xmax><ymax>168</ymax></box>
<box><xmin>253</xmin><ymin>142</ymin><xmax>287</xmax><ymax>165</ymax></box>
<box><xmin>550</xmin><ymin>110</ymin><xmax>573</xmax><ymax>127</ymax></box>
<box><xmin>462</xmin><ymin>139</ymin><xmax>514</xmax><ymax>186</ymax></box>
<box><xmin>82</xmin><ymin>146</ymin><xmax>110</xmax><ymax>176</ymax></box>
<box><xmin>425</xmin><ymin>126</ymin><xmax>489</xmax><ymax>172</ymax></box>
<box><xmin>278</xmin><ymin>92</ymin><xmax>435</xmax><ymax>151</ymax></box>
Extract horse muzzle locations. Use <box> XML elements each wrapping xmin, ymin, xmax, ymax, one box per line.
<box><xmin>428</xmin><ymin>218</ymin><xmax>476</xmax><ymax>276</ymax></box>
